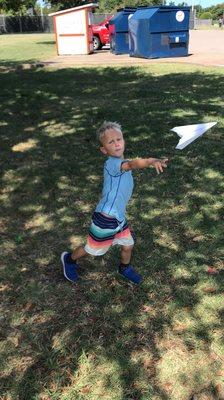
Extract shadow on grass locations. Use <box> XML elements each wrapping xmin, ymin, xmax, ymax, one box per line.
<box><xmin>0</xmin><ymin>60</ymin><xmax>46</xmax><ymax>73</ymax></box>
<box><xmin>0</xmin><ymin>65</ymin><xmax>224</xmax><ymax>399</ymax></box>
<box><xmin>37</xmin><ymin>41</ymin><xmax>55</xmax><ymax>45</ymax></box>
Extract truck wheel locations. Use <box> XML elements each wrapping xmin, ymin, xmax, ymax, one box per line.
<box><xmin>93</xmin><ymin>35</ymin><xmax>102</xmax><ymax>51</ymax></box>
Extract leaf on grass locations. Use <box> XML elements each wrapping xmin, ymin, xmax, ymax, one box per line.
<box><xmin>203</xmin><ymin>287</ymin><xmax>216</xmax><ymax>293</ymax></box>
<box><xmin>141</xmin><ymin>305</ymin><xmax>153</xmax><ymax>313</ymax></box>
<box><xmin>215</xmin><ymin>383</ymin><xmax>224</xmax><ymax>398</ymax></box>
<box><xmin>80</xmin><ymin>385</ymin><xmax>91</xmax><ymax>394</ymax></box>
<box><xmin>207</xmin><ymin>267</ymin><xmax>219</xmax><ymax>275</ymax></box>
<box><xmin>192</xmin><ymin>235</ymin><xmax>204</xmax><ymax>242</ymax></box>
<box><xmin>173</xmin><ymin>323</ymin><xmax>188</xmax><ymax>332</ymax></box>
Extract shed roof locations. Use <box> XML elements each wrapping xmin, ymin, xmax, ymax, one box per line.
<box><xmin>49</xmin><ymin>3</ymin><xmax>98</xmax><ymax>17</ymax></box>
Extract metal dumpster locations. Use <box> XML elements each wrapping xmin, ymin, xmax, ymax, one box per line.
<box><xmin>129</xmin><ymin>6</ymin><xmax>190</xmax><ymax>59</ymax></box>
<box><xmin>109</xmin><ymin>7</ymin><xmax>136</xmax><ymax>54</ymax></box>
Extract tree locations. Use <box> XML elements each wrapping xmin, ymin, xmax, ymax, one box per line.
<box><xmin>0</xmin><ymin>0</ymin><xmax>37</xmax><ymax>14</ymax></box>
<box><xmin>47</xmin><ymin>0</ymin><xmax>165</xmax><ymax>13</ymax></box>
<box><xmin>197</xmin><ymin>3</ymin><xmax>224</xmax><ymax>21</ymax></box>
<box><xmin>198</xmin><ymin>11</ymin><xmax>212</xmax><ymax>19</ymax></box>
<box><xmin>46</xmin><ymin>0</ymin><xmax>86</xmax><ymax>11</ymax></box>
<box><xmin>43</xmin><ymin>0</ymin><xmax>224</xmax><ymax>15</ymax></box>
<box><xmin>209</xmin><ymin>3</ymin><xmax>224</xmax><ymax>20</ymax></box>
<box><xmin>194</xmin><ymin>4</ymin><xmax>203</xmax><ymax>14</ymax></box>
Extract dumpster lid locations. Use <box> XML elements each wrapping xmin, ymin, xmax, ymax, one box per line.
<box><xmin>137</xmin><ymin>5</ymin><xmax>190</xmax><ymax>10</ymax></box>
<box><xmin>131</xmin><ymin>5</ymin><xmax>190</xmax><ymax>20</ymax></box>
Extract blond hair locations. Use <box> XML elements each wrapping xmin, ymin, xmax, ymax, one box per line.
<box><xmin>97</xmin><ymin>121</ymin><xmax>122</xmax><ymax>144</ymax></box>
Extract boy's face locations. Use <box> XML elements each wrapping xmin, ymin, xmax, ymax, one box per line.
<box><xmin>100</xmin><ymin>129</ymin><xmax>125</xmax><ymax>158</ymax></box>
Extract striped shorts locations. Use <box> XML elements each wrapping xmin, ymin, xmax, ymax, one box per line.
<box><xmin>84</xmin><ymin>212</ymin><xmax>134</xmax><ymax>256</ymax></box>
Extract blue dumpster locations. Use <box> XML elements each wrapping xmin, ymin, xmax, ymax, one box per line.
<box><xmin>129</xmin><ymin>6</ymin><xmax>190</xmax><ymax>59</ymax></box>
<box><xmin>109</xmin><ymin>7</ymin><xmax>136</xmax><ymax>54</ymax></box>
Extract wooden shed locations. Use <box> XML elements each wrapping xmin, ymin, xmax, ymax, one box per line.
<box><xmin>49</xmin><ymin>3</ymin><xmax>98</xmax><ymax>55</ymax></box>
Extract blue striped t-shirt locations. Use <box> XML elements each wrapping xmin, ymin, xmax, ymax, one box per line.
<box><xmin>95</xmin><ymin>156</ymin><xmax>134</xmax><ymax>223</ymax></box>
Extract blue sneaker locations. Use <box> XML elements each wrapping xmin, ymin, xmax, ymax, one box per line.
<box><xmin>61</xmin><ymin>252</ymin><xmax>79</xmax><ymax>283</ymax></box>
<box><xmin>118</xmin><ymin>265</ymin><xmax>142</xmax><ymax>285</ymax></box>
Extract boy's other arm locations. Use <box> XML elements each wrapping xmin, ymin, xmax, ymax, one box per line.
<box><xmin>121</xmin><ymin>158</ymin><xmax>168</xmax><ymax>174</ymax></box>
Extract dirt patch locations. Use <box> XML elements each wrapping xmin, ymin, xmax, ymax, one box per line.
<box><xmin>45</xmin><ymin>30</ymin><xmax>224</xmax><ymax>69</ymax></box>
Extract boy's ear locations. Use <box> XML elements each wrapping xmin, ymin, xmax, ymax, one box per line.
<box><xmin>100</xmin><ymin>146</ymin><xmax>107</xmax><ymax>155</ymax></box>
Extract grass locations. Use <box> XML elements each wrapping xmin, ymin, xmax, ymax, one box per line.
<box><xmin>196</xmin><ymin>24</ymin><xmax>222</xmax><ymax>30</ymax></box>
<box><xmin>0</xmin><ymin>34</ymin><xmax>224</xmax><ymax>400</ymax></box>
<box><xmin>0</xmin><ymin>33</ymin><xmax>56</xmax><ymax>64</ymax></box>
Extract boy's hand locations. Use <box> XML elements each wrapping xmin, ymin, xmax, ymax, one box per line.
<box><xmin>150</xmin><ymin>158</ymin><xmax>168</xmax><ymax>174</ymax></box>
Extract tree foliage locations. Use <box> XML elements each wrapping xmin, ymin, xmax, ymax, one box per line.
<box><xmin>0</xmin><ymin>0</ymin><xmax>223</xmax><ymax>18</ymax></box>
<box><xmin>199</xmin><ymin>11</ymin><xmax>212</xmax><ymax>19</ymax></box>
<box><xmin>45</xmin><ymin>0</ymin><xmax>163</xmax><ymax>13</ymax></box>
<box><xmin>0</xmin><ymin>0</ymin><xmax>36</xmax><ymax>14</ymax></box>
<box><xmin>99</xmin><ymin>0</ymin><xmax>162</xmax><ymax>13</ymax></box>
<box><xmin>197</xmin><ymin>2</ymin><xmax>224</xmax><ymax>20</ymax></box>
<box><xmin>45</xmin><ymin>0</ymin><xmax>224</xmax><ymax>15</ymax></box>
<box><xmin>47</xmin><ymin>0</ymin><xmax>85</xmax><ymax>11</ymax></box>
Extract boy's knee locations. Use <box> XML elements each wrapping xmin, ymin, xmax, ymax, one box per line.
<box><xmin>122</xmin><ymin>245</ymin><xmax>134</xmax><ymax>252</ymax></box>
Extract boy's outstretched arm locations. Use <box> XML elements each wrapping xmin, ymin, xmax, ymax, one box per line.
<box><xmin>121</xmin><ymin>158</ymin><xmax>168</xmax><ymax>174</ymax></box>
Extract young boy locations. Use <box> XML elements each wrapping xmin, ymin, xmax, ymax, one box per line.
<box><xmin>61</xmin><ymin>121</ymin><xmax>168</xmax><ymax>285</ymax></box>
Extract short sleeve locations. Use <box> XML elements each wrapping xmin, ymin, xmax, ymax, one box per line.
<box><xmin>105</xmin><ymin>157</ymin><xmax>124</xmax><ymax>177</ymax></box>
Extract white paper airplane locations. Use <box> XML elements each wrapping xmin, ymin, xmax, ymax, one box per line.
<box><xmin>171</xmin><ymin>122</ymin><xmax>217</xmax><ymax>150</ymax></box>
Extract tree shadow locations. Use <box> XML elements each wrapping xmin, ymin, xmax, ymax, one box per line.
<box><xmin>0</xmin><ymin>65</ymin><xmax>223</xmax><ymax>399</ymax></box>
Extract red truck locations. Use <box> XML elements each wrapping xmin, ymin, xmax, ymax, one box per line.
<box><xmin>92</xmin><ymin>16</ymin><xmax>112</xmax><ymax>50</ymax></box>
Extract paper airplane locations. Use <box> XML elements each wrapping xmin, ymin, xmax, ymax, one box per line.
<box><xmin>171</xmin><ymin>122</ymin><xmax>217</xmax><ymax>150</ymax></box>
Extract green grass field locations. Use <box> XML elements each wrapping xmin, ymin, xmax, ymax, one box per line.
<box><xmin>0</xmin><ymin>34</ymin><xmax>224</xmax><ymax>400</ymax></box>
<box><xmin>0</xmin><ymin>33</ymin><xmax>56</xmax><ymax>64</ymax></box>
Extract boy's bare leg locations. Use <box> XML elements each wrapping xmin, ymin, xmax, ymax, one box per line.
<box><xmin>119</xmin><ymin>245</ymin><xmax>142</xmax><ymax>284</ymax></box>
<box><xmin>120</xmin><ymin>245</ymin><xmax>133</xmax><ymax>265</ymax></box>
<box><xmin>65</xmin><ymin>244</ymin><xmax>142</xmax><ymax>284</ymax></box>
<box><xmin>71</xmin><ymin>245</ymin><xmax>88</xmax><ymax>261</ymax></box>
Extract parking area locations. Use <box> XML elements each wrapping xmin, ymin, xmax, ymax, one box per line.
<box><xmin>46</xmin><ymin>30</ymin><xmax>224</xmax><ymax>68</ymax></box>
